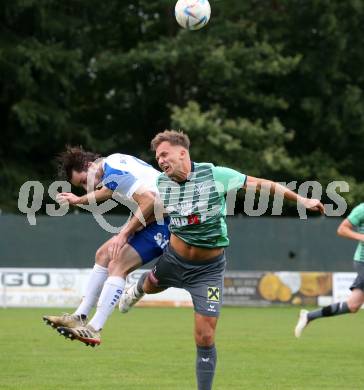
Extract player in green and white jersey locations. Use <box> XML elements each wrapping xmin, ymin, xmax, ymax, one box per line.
<box><xmin>295</xmin><ymin>203</ymin><xmax>364</xmax><ymax>338</ymax></box>
<box><xmin>120</xmin><ymin>130</ymin><xmax>324</xmax><ymax>390</ymax></box>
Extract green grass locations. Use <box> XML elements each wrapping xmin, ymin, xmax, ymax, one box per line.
<box><xmin>1</xmin><ymin>307</ymin><xmax>364</xmax><ymax>389</ymax></box>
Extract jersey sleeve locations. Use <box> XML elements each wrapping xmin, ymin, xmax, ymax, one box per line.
<box><xmin>102</xmin><ymin>162</ymin><xmax>140</xmax><ymax>199</ymax></box>
<box><xmin>348</xmin><ymin>203</ymin><xmax>364</xmax><ymax>227</ymax></box>
<box><xmin>212</xmin><ymin>166</ymin><xmax>247</xmax><ymax>194</ymax></box>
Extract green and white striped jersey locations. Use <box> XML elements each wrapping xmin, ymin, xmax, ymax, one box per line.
<box><xmin>347</xmin><ymin>203</ymin><xmax>364</xmax><ymax>262</ymax></box>
<box><xmin>157</xmin><ymin>162</ymin><xmax>247</xmax><ymax>248</ymax></box>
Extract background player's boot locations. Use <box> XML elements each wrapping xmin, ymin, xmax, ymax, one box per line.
<box><xmin>294</xmin><ymin>309</ymin><xmax>309</xmax><ymax>338</ymax></box>
<box><xmin>119</xmin><ymin>283</ymin><xmax>144</xmax><ymax>313</ymax></box>
<box><xmin>42</xmin><ymin>313</ymin><xmax>87</xmax><ymax>329</ymax></box>
<box><xmin>57</xmin><ymin>324</ymin><xmax>101</xmax><ymax>347</ymax></box>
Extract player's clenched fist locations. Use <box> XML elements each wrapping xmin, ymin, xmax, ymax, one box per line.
<box><xmin>56</xmin><ymin>192</ymin><xmax>81</xmax><ymax>205</ymax></box>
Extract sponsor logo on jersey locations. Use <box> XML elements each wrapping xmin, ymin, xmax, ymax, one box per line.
<box><xmin>177</xmin><ymin>201</ymin><xmax>194</xmax><ymax>216</ymax></box>
<box><xmin>194</xmin><ymin>181</ymin><xmax>212</xmax><ymax>196</ymax></box>
<box><xmin>170</xmin><ymin>214</ymin><xmax>200</xmax><ymax>227</ymax></box>
<box><xmin>187</xmin><ymin>214</ymin><xmax>200</xmax><ymax>225</ymax></box>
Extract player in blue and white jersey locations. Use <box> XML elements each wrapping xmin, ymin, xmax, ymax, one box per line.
<box><xmin>43</xmin><ymin>146</ymin><xmax>169</xmax><ymax>346</ymax></box>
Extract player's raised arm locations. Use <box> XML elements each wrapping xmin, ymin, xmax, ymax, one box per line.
<box><xmin>244</xmin><ymin>175</ymin><xmax>325</xmax><ymax>214</ymax></box>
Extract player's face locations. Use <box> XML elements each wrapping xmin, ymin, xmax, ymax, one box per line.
<box><xmin>70</xmin><ymin>170</ymin><xmax>88</xmax><ymax>191</ymax></box>
<box><xmin>71</xmin><ymin>163</ymin><xmax>101</xmax><ymax>191</ymax></box>
<box><xmin>155</xmin><ymin>141</ymin><xmax>186</xmax><ymax>179</ymax></box>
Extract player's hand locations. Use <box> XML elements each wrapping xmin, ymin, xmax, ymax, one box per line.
<box><xmin>108</xmin><ymin>233</ymin><xmax>128</xmax><ymax>261</ymax></box>
<box><xmin>298</xmin><ymin>197</ymin><xmax>325</xmax><ymax>215</ymax></box>
<box><xmin>56</xmin><ymin>192</ymin><xmax>81</xmax><ymax>205</ymax></box>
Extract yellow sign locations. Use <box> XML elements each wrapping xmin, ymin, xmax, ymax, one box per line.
<box><xmin>207</xmin><ymin>287</ymin><xmax>220</xmax><ymax>302</ymax></box>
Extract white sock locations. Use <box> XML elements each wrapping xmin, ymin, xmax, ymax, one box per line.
<box><xmin>74</xmin><ymin>264</ymin><xmax>108</xmax><ymax>317</ymax></box>
<box><xmin>88</xmin><ymin>276</ymin><xmax>125</xmax><ymax>331</ymax></box>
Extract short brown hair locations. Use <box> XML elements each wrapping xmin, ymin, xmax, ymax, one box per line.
<box><xmin>56</xmin><ymin>145</ymin><xmax>101</xmax><ymax>180</ymax></box>
<box><xmin>151</xmin><ymin>130</ymin><xmax>190</xmax><ymax>151</ymax></box>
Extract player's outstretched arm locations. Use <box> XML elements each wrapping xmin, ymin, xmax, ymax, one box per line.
<box><xmin>244</xmin><ymin>176</ymin><xmax>325</xmax><ymax>214</ymax></box>
<box><xmin>56</xmin><ymin>187</ymin><xmax>113</xmax><ymax>206</ymax></box>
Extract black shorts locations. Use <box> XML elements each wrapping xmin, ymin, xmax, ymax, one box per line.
<box><xmin>148</xmin><ymin>245</ymin><xmax>226</xmax><ymax>317</ymax></box>
<box><xmin>350</xmin><ymin>261</ymin><xmax>364</xmax><ymax>291</ymax></box>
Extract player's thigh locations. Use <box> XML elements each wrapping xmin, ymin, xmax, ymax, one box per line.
<box><xmin>348</xmin><ymin>261</ymin><xmax>364</xmax><ymax>310</ymax></box>
<box><xmin>108</xmin><ymin>244</ymin><xmax>142</xmax><ymax>277</ymax></box>
<box><xmin>147</xmin><ymin>251</ymin><xmax>183</xmax><ymax>289</ymax></box>
<box><xmin>128</xmin><ymin>219</ymin><xmax>170</xmax><ymax>266</ymax></box>
<box><xmin>95</xmin><ymin>236</ymin><xmax>120</xmax><ymax>267</ymax></box>
<box><xmin>194</xmin><ymin>312</ymin><xmax>218</xmax><ymax>347</ymax></box>
<box><xmin>184</xmin><ymin>256</ymin><xmax>225</xmax><ymax>318</ymax></box>
<box><xmin>347</xmin><ymin>288</ymin><xmax>364</xmax><ymax>311</ymax></box>
<box><xmin>143</xmin><ymin>274</ymin><xmax>166</xmax><ymax>294</ymax></box>
<box><xmin>188</xmin><ymin>278</ymin><xmax>224</xmax><ymax>318</ymax></box>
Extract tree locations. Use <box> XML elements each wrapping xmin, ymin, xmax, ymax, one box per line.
<box><xmin>1</xmin><ymin>0</ymin><xmax>363</xmax><ymax>213</ymax></box>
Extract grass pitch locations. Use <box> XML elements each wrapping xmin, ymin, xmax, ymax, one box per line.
<box><xmin>0</xmin><ymin>306</ymin><xmax>364</xmax><ymax>389</ymax></box>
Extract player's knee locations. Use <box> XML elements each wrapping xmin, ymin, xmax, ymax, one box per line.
<box><xmin>195</xmin><ymin>327</ymin><xmax>215</xmax><ymax>347</ymax></box>
<box><xmin>108</xmin><ymin>259</ymin><xmax>131</xmax><ymax>278</ymax></box>
<box><xmin>347</xmin><ymin>301</ymin><xmax>361</xmax><ymax>313</ymax></box>
<box><xmin>195</xmin><ymin>333</ymin><xmax>214</xmax><ymax>347</ymax></box>
<box><xmin>143</xmin><ymin>273</ymin><xmax>160</xmax><ymax>294</ymax></box>
<box><xmin>107</xmin><ymin>259</ymin><xmax>117</xmax><ymax>273</ymax></box>
<box><xmin>95</xmin><ymin>246</ymin><xmax>109</xmax><ymax>266</ymax></box>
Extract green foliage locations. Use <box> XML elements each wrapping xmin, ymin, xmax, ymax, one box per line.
<box><xmin>171</xmin><ymin>101</ymin><xmax>297</xmax><ymax>178</ymax></box>
<box><xmin>1</xmin><ymin>0</ymin><xmax>363</xmax><ymax>212</ymax></box>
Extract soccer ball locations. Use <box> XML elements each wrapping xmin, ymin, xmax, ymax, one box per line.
<box><xmin>175</xmin><ymin>0</ymin><xmax>211</xmax><ymax>31</ymax></box>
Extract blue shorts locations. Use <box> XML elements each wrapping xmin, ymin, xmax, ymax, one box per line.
<box><xmin>128</xmin><ymin>218</ymin><xmax>170</xmax><ymax>264</ymax></box>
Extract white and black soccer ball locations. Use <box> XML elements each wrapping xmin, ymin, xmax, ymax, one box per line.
<box><xmin>175</xmin><ymin>0</ymin><xmax>211</xmax><ymax>31</ymax></box>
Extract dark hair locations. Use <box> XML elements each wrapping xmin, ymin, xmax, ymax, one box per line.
<box><xmin>56</xmin><ymin>145</ymin><xmax>101</xmax><ymax>180</ymax></box>
<box><xmin>150</xmin><ymin>130</ymin><xmax>190</xmax><ymax>151</ymax></box>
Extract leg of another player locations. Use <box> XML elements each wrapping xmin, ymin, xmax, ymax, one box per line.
<box><xmin>87</xmin><ymin>243</ymin><xmax>143</xmax><ymax>331</ymax></box>
<box><xmin>142</xmin><ymin>272</ymin><xmax>166</xmax><ymax>294</ymax></box>
<box><xmin>194</xmin><ymin>313</ymin><xmax>218</xmax><ymax>390</ymax></box>
<box><xmin>347</xmin><ymin>288</ymin><xmax>364</xmax><ymax>312</ymax></box>
<box><xmin>309</xmin><ymin>288</ymin><xmax>364</xmax><ymax>320</ymax></box>
<box><xmin>295</xmin><ymin>289</ymin><xmax>364</xmax><ymax>338</ymax></box>
<box><xmin>119</xmin><ymin>271</ymin><xmax>166</xmax><ymax>313</ymax></box>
